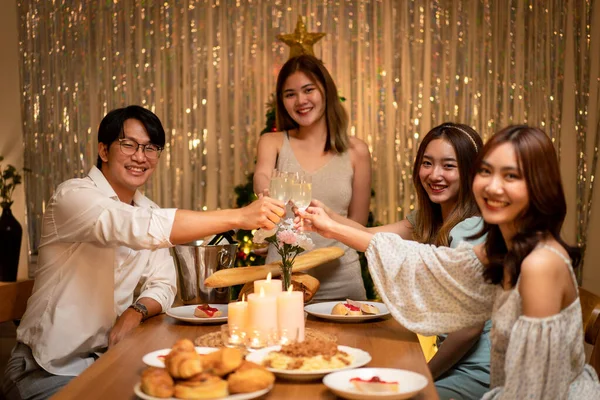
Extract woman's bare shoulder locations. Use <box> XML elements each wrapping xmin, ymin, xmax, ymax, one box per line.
<box><xmin>348</xmin><ymin>136</ymin><xmax>370</xmax><ymax>159</ymax></box>
<box><xmin>260</xmin><ymin>130</ymin><xmax>285</xmax><ymax>141</ymax></box>
<box><xmin>521</xmin><ymin>241</ymin><xmax>571</xmax><ymax>281</ymax></box>
<box><xmin>258</xmin><ymin>130</ymin><xmax>286</xmax><ymax>148</ymax></box>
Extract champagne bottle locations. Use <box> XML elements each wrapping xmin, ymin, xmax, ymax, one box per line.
<box><xmin>206</xmin><ymin>230</ymin><xmax>236</xmax><ymax>245</ymax></box>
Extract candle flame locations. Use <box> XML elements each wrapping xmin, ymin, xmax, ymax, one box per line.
<box><xmin>241</xmin><ymin>293</ymin><xmax>246</xmax><ymax>302</ymax></box>
<box><xmin>259</xmin><ymin>287</ymin><xmax>265</xmax><ymax>297</ymax></box>
<box><xmin>287</xmin><ymin>285</ymin><xmax>293</xmax><ymax>293</ymax></box>
<box><xmin>266</xmin><ymin>272</ymin><xmax>272</xmax><ymax>282</ymax></box>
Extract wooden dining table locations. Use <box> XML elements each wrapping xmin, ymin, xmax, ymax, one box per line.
<box><xmin>52</xmin><ymin>312</ymin><xmax>439</xmax><ymax>400</ymax></box>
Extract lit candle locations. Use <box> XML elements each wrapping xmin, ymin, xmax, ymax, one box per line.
<box><xmin>227</xmin><ymin>294</ymin><xmax>248</xmax><ymax>331</ymax></box>
<box><xmin>247</xmin><ymin>287</ymin><xmax>278</xmax><ymax>340</ymax></box>
<box><xmin>277</xmin><ymin>286</ymin><xmax>305</xmax><ymax>342</ymax></box>
<box><xmin>254</xmin><ymin>272</ymin><xmax>282</xmax><ymax>296</ymax></box>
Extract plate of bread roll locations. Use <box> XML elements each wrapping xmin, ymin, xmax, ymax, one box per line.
<box><xmin>135</xmin><ymin>339</ymin><xmax>275</xmax><ymax>400</ymax></box>
<box><xmin>166</xmin><ymin>304</ymin><xmax>228</xmax><ymax>324</ymax></box>
<box><xmin>304</xmin><ymin>300</ymin><xmax>390</xmax><ymax>322</ymax></box>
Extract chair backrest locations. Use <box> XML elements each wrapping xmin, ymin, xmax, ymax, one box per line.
<box><xmin>579</xmin><ymin>286</ymin><xmax>600</xmax><ymax>376</ymax></box>
<box><xmin>0</xmin><ymin>280</ymin><xmax>34</xmax><ymax>323</ymax></box>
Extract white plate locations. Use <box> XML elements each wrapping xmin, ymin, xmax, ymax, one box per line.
<box><xmin>134</xmin><ymin>382</ymin><xmax>272</xmax><ymax>400</ymax></box>
<box><xmin>245</xmin><ymin>345</ymin><xmax>371</xmax><ymax>381</ymax></box>
<box><xmin>323</xmin><ymin>368</ymin><xmax>428</xmax><ymax>400</ymax></box>
<box><xmin>304</xmin><ymin>301</ymin><xmax>390</xmax><ymax>322</ymax></box>
<box><xmin>142</xmin><ymin>347</ymin><xmax>218</xmax><ymax>368</ymax></box>
<box><xmin>166</xmin><ymin>305</ymin><xmax>228</xmax><ymax>324</ymax></box>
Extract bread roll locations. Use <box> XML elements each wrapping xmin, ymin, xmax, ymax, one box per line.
<box><xmin>227</xmin><ymin>361</ymin><xmax>275</xmax><ymax>394</ymax></box>
<box><xmin>204</xmin><ymin>247</ymin><xmax>344</xmax><ymax>288</ymax></box>
<box><xmin>331</xmin><ymin>302</ymin><xmax>349</xmax><ymax>316</ymax></box>
<box><xmin>164</xmin><ymin>349</ymin><xmax>203</xmax><ymax>379</ymax></box>
<box><xmin>332</xmin><ymin>302</ymin><xmax>362</xmax><ymax>316</ymax></box>
<box><xmin>171</xmin><ymin>338</ymin><xmax>195</xmax><ymax>353</ymax></box>
<box><xmin>199</xmin><ymin>347</ymin><xmax>243</xmax><ymax>377</ymax></box>
<box><xmin>140</xmin><ymin>367</ymin><xmax>174</xmax><ymax>398</ymax></box>
<box><xmin>173</xmin><ymin>373</ymin><xmax>228</xmax><ymax>399</ymax></box>
<box><xmin>290</xmin><ymin>273</ymin><xmax>320</xmax><ymax>303</ymax></box>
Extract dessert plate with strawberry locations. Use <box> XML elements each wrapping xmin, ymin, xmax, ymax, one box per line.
<box><xmin>323</xmin><ymin>368</ymin><xmax>428</xmax><ymax>399</ymax></box>
<box><xmin>166</xmin><ymin>304</ymin><xmax>228</xmax><ymax>324</ymax></box>
<box><xmin>304</xmin><ymin>300</ymin><xmax>390</xmax><ymax>322</ymax></box>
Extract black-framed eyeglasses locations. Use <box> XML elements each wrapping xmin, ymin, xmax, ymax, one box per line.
<box><xmin>118</xmin><ymin>138</ymin><xmax>163</xmax><ymax>160</ymax></box>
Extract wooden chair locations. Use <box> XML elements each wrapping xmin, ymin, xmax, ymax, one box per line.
<box><xmin>0</xmin><ymin>280</ymin><xmax>34</xmax><ymax>323</ymax></box>
<box><xmin>579</xmin><ymin>286</ymin><xmax>600</xmax><ymax>376</ymax></box>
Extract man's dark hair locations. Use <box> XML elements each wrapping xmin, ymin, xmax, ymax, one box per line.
<box><xmin>96</xmin><ymin>105</ymin><xmax>166</xmax><ymax>168</ymax></box>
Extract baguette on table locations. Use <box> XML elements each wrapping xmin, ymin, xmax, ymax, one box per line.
<box><xmin>203</xmin><ymin>247</ymin><xmax>344</xmax><ymax>288</ymax></box>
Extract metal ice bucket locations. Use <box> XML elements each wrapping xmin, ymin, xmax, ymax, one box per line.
<box><xmin>172</xmin><ymin>240</ymin><xmax>239</xmax><ymax>304</ymax></box>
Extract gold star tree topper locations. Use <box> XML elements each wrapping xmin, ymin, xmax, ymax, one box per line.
<box><xmin>277</xmin><ymin>16</ymin><xmax>326</xmax><ymax>59</ymax></box>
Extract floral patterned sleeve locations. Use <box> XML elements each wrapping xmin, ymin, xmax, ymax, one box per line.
<box><xmin>366</xmin><ymin>232</ymin><xmax>495</xmax><ymax>336</ymax></box>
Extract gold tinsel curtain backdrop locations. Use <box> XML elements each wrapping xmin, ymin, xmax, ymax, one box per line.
<box><xmin>17</xmin><ymin>0</ymin><xmax>599</xmax><ymax>281</ymax></box>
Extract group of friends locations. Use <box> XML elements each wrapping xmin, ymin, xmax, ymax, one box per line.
<box><xmin>1</xmin><ymin>54</ymin><xmax>600</xmax><ymax>399</ymax></box>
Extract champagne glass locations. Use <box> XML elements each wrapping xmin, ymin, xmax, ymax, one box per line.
<box><xmin>285</xmin><ymin>171</ymin><xmax>300</xmax><ymax>203</ymax></box>
<box><xmin>269</xmin><ymin>169</ymin><xmax>288</xmax><ymax>203</ymax></box>
<box><xmin>290</xmin><ymin>174</ymin><xmax>312</xmax><ymax>212</ymax></box>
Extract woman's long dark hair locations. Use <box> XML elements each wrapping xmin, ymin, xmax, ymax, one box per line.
<box><xmin>413</xmin><ymin>123</ymin><xmax>483</xmax><ymax>246</ymax></box>
<box><xmin>474</xmin><ymin>125</ymin><xmax>581</xmax><ymax>286</ymax></box>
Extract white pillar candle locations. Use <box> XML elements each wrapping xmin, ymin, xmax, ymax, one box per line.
<box><xmin>227</xmin><ymin>296</ymin><xmax>248</xmax><ymax>331</ymax></box>
<box><xmin>247</xmin><ymin>287</ymin><xmax>278</xmax><ymax>341</ymax></box>
<box><xmin>277</xmin><ymin>286</ymin><xmax>305</xmax><ymax>342</ymax></box>
<box><xmin>254</xmin><ymin>272</ymin><xmax>282</xmax><ymax>296</ymax></box>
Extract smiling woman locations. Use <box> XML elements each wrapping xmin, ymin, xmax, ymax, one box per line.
<box><xmin>472</xmin><ymin>143</ymin><xmax>529</xmax><ymax>236</ymax></box>
<box><xmin>411</xmin><ymin>123</ymin><xmax>482</xmax><ymax>247</ymax></box>
<box><xmin>297</xmin><ymin>123</ymin><xmax>491</xmax><ymax>399</ymax></box>
<box><xmin>253</xmin><ymin>55</ymin><xmax>372</xmax><ymax>302</ymax></box>
<box><xmin>471</xmin><ymin>125</ymin><xmax>579</xmax><ymax>288</ymax></box>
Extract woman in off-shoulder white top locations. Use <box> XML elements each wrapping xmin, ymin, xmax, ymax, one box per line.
<box><xmin>300</xmin><ymin>126</ymin><xmax>600</xmax><ymax>399</ymax></box>
<box><xmin>366</xmin><ymin>235</ymin><xmax>598</xmax><ymax>399</ymax></box>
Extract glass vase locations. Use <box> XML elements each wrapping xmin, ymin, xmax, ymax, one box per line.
<box><xmin>280</xmin><ymin>258</ymin><xmax>294</xmax><ymax>291</ymax></box>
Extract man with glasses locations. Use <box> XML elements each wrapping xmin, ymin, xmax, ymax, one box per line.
<box><xmin>2</xmin><ymin>105</ymin><xmax>285</xmax><ymax>400</ymax></box>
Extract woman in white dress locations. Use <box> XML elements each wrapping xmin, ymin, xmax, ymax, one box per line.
<box><xmin>299</xmin><ymin>125</ymin><xmax>600</xmax><ymax>398</ymax></box>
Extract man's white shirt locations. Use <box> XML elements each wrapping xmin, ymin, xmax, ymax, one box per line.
<box><xmin>17</xmin><ymin>166</ymin><xmax>177</xmax><ymax>376</ymax></box>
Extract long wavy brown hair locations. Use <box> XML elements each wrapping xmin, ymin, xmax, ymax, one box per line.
<box><xmin>275</xmin><ymin>55</ymin><xmax>349</xmax><ymax>153</ymax></box>
<box><xmin>473</xmin><ymin>125</ymin><xmax>581</xmax><ymax>286</ymax></box>
<box><xmin>412</xmin><ymin>123</ymin><xmax>483</xmax><ymax>246</ymax></box>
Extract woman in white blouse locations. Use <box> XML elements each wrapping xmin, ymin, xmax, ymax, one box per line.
<box><xmin>300</xmin><ymin>125</ymin><xmax>600</xmax><ymax>399</ymax></box>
